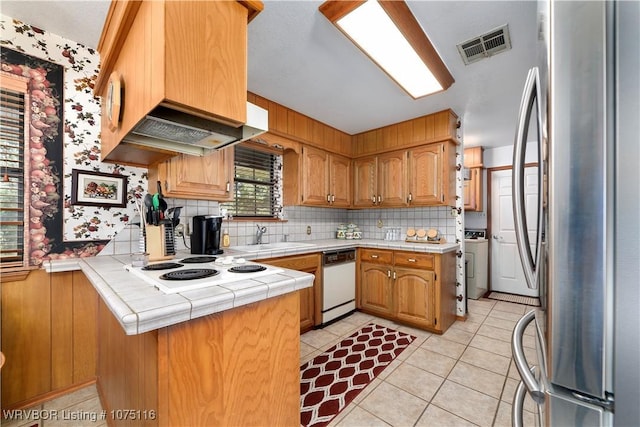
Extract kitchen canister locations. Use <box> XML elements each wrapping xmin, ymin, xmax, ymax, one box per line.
<box><xmin>353</xmin><ymin>228</ymin><xmax>362</xmax><ymax>239</ymax></box>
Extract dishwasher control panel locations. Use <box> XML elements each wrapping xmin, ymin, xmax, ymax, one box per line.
<box><xmin>323</xmin><ymin>249</ymin><xmax>355</xmax><ymax>265</ymax></box>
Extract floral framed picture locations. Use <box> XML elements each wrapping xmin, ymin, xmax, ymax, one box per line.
<box><xmin>71</xmin><ymin>169</ymin><xmax>128</xmax><ymax>208</ymax></box>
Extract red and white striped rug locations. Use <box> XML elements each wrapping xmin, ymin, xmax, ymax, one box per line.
<box><xmin>300</xmin><ymin>323</ymin><xmax>416</xmax><ymax>427</ymax></box>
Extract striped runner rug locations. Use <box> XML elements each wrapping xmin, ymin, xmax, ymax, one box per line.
<box><xmin>300</xmin><ymin>323</ymin><xmax>415</xmax><ymax>427</ymax></box>
<box><xmin>488</xmin><ymin>291</ymin><xmax>540</xmax><ymax>306</ymax></box>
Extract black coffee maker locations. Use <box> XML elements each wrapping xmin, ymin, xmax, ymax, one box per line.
<box><xmin>190</xmin><ymin>215</ymin><xmax>224</xmax><ymax>255</ymax></box>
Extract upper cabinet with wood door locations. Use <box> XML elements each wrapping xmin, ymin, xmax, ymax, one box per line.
<box><xmin>94</xmin><ymin>0</ymin><xmax>262</xmax><ymax>166</ymax></box>
<box><xmin>463</xmin><ymin>147</ymin><xmax>484</xmax><ymax>211</ymax></box>
<box><xmin>353</xmin><ymin>152</ymin><xmax>407</xmax><ymax>208</ymax></box>
<box><xmin>284</xmin><ymin>145</ymin><xmax>351</xmax><ymax>208</ymax></box>
<box><xmin>148</xmin><ymin>147</ymin><xmax>234</xmax><ymax>201</ymax></box>
<box><xmin>407</xmin><ymin>141</ymin><xmax>457</xmax><ymax>206</ymax></box>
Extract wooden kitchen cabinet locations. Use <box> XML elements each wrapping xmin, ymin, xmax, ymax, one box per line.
<box><xmin>463</xmin><ymin>147</ymin><xmax>484</xmax><ymax>211</ymax></box>
<box><xmin>256</xmin><ymin>253</ymin><xmax>322</xmax><ymax>333</ymax></box>
<box><xmin>148</xmin><ymin>147</ymin><xmax>234</xmax><ymax>201</ymax></box>
<box><xmin>284</xmin><ymin>145</ymin><xmax>351</xmax><ymax>208</ymax></box>
<box><xmin>359</xmin><ymin>263</ymin><xmax>394</xmax><ymax>317</ymax></box>
<box><xmin>464</xmin><ymin>167</ymin><xmax>483</xmax><ymax>211</ymax></box>
<box><xmin>394</xmin><ymin>267</ymin><xmax>436</xmax><ymax>329</ymax></box>
<box><xmin>94</xmin><ymin>1</ymin><xmax>261</xmax><ymax>166</ymax></box>
<box><xmin>358</xmin><ymin>249</ymin><xmax>394</xmax><ymax>316</ymax></box>
<box><xmin>407</xmin><ymin>141</ymin><xmax>457</xmax><ymax>206</ymax></box>
<box><xmin>353</xmin><ymin>152</ymin><xmax>407</xmax><ymax>208</ymax></box>
<box><xmin>356</xmin><ymin>249</ymin><xmax>456</xmax><ymax>334</ymax></box>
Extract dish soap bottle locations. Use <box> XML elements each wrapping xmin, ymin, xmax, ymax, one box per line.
<box><xmin>222</xmin><ymin>229</ymin><xmax>230</xmax><ymax>248</ymax></box>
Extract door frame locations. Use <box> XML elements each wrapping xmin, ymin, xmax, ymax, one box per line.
<box><xmin>486</xmin><ymin>162</ymin><xmax>538</xmax><ymax>292</ymax></box>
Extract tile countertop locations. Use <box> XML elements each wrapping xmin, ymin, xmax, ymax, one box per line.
<box><xmin>42</xmin><ymin>239</ymin><xmax>458</xmax><ymax>336</ymax></box>
<box><xmin>43</xmin><ymin>255</ymin><xmax>314</xmax><ymax>336</ymax></box>
<box><xmin>224</xmin><ymin>238</ymin><xmax>460</xmax><ymax>260</ymax></box>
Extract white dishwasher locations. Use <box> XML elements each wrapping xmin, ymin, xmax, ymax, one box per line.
<box><xmin>322</xmin><ymin>249</ymin><xmax>356</xmax><ymax>325</ymax></box>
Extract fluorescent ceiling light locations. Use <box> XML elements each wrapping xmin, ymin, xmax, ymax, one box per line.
<box><xmin>320</xmin><ymin>1</ymin><xmax>454</xmax><ymax>99</ymax></box>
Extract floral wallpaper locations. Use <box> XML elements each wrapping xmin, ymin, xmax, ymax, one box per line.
<box><xmin>0</xmin><ymin>15</ymin><xmax>147</xmax><ymax>263</ymax></box>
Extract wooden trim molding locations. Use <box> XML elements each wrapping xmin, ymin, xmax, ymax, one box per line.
<box><xmin>0</xmin><ymin>267</ymin><xmax>38</xmax><ymax>283</ymax></box>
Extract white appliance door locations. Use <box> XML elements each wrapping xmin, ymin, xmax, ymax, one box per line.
<box><xmin>322</xmin><ymin>261</ymin><xmax>355</xmax><ymax>323</ymax></box>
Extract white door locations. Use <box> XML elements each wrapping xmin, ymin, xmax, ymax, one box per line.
<box><xmin>490</xmin><ymin>167</ymin><xmax>539</xmax><ymax>297</ymax></box>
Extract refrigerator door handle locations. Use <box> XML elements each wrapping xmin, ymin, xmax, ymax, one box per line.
<box><xmin>512</xmin><ymin>366</ymin><xmax>540</xmax><ymax>427</ymax></box>
<box><xmin>512</xmin><ymin>67</ymin><xmax>545</xmax><ymax>290</ymax></box>
<box><xmin>512</xmin><ymin>310</ymin><xmax>545</xmax><ymax>403</ymax></box>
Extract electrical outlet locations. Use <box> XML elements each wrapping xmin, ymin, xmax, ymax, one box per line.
<box><xmin>306</xmin><ymin>225</ymin><xmax>311</xmax><ymax>235</ymax></box>
<box><xmin>377</xmin><ymin>219</ymin><xmax>384</xmax><ymax>228</ymax></box>
<box><xmin>174</xmin><ymin>224</ymin><xmax>185</xmax><ymax>237</ymax></box>
<box><xmin>450</xmin><ymin>207</ymin><xmax>458</xmax><ymax>217</ymax></box>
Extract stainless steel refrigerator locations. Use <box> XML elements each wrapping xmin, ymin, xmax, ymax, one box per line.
<box><xmin>510</xmin><ymin>1</ymin><xmax>639</xmax><ymax>426</ymax></box>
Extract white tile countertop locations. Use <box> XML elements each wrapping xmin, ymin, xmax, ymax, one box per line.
<box><xmin>44</xmin><ymin>255</ymin><xmax>314</xmax><ymax>336</ymax></box>
<box><xmin>42</xmin><ymin>239</ymin><xmax>458</xmax><ymax>336</ymax></box>
<box><xmin>223</xmin><ymin>238</ymin><xmax>460</xmax><ymax>260</ymax></box>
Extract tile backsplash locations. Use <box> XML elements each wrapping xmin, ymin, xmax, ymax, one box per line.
<box><xmin>100</xmin><ymin>201</ymin><xmax>458</xmax><ymax>256</ymax></box>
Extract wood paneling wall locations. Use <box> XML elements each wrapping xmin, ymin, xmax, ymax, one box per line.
<box><xmin>1</xmin><ymin>269</ymin><xmax>98</xmax><ymax>409</ymax></box>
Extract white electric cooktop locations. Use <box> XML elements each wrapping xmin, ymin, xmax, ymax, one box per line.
<box><xmin>124</xmin><ymin>256</ymin><xmax>283</xmax><ymax>294</ymax></box>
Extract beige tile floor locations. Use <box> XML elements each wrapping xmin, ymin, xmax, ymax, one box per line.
<box><xmin>1</xmin><ymin>383</ymin><xmax>106</xmax><ymax>427</ymax></box>
<box><xmin>301</xmin><ymin>298</ymin><xmax>540</xmax><ymax>427</ymax></box>
<box><xmin>2</xmin><ymin>298</ymin><xmax>539</xmax><ymax>427</ymax></box>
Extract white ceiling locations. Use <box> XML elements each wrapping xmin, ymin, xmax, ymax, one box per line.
<box><xmin>1</xmin><ymin>0</ymin><xmax>538</xmax><ymax>149</ymax></box>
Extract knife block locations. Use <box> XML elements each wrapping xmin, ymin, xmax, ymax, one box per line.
<box><xmin>145</xmin><ymin>224</ymin><xmax>175</xmax><ymax>261</ymax></box>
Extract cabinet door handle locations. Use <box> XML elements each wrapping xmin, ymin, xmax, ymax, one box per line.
<box><xmin>393</xmin><ymin>271</ymin><xmax>397</xmax><ymax>280</ymax></box>
<box><xmin>327</xmin><ymin>194</ymin><xmax>331</xmax><ymax>203</ymax></box>
<box><xmin>372</xmin><ymin>195</ymin><xmax>377</xmax><ymax>205</ymax></box>
<box><xmin>370</xmin><ymin>254</ymin><xmax>379</xmax><ymax>259</ymax></box>
<box><xmin>225</xmin><ymin>181</ymin><xmax>230</xmax><ymax>192</ymax></box>
<box><xmin>331</xmin><ymin>194</ymin><xmax>335</xmax><ymax>203</ymax></box>
<box><xmin>387</xmin><ymin>270</ymin><xmax>391</xmax><ymax>278</ymax></box>
<box><xmin>408</xmin><ymin>192</ymin><xmax>413</xmax><ymax>203</ymax></box>
<box><xmin>408</xmin><ymin>258</ymin><xmax>417</xmax><ymax>263</ymax></box>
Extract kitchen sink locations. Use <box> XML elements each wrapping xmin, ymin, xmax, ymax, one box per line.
<box><xmin>232</xmin><ymin>242</ymin><xmax>316</xmax><ymax>253</ymax></box>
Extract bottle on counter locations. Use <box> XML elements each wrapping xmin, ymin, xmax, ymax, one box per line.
<box><xmin>222</xmin><ymin>229</ymin><xmax>230</xmax><ymax>248</ymax></box>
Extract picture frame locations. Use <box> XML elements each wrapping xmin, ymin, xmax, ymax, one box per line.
<box><xmin>71</xmin><ymin>169</ymin><xmax>128</xmax><ymax>208</ymax></box>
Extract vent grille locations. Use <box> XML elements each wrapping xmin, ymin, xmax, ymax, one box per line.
<box><xmin>457</xmin><ymin>24</ymin><xmax>512</xmax><ymax>65</ymax></box>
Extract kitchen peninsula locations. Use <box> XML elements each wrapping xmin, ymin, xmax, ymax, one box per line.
<box><xmin>65</xmin><ymin>254</ymin><xmax>314</xmax><ymax>426</ymax></box>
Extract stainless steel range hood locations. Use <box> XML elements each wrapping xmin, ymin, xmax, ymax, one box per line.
<box><xmin>122</xmin><ymin>102</ymin><xmax>268</xmax><ymax>156</ymax></box>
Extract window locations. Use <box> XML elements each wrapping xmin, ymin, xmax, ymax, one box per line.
<box><xmin>220</xmin><ymin>144</ymin><xmax>281</xmax><ymax>218</ymax></box>
<box><xmin>0</xmin><ymin>83</ymin><xmax>28</xmax><ymax>269</ymax></box>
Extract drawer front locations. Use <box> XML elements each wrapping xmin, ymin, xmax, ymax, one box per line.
<box><xmin>359</xmin><ymin>248</ymin><xmax>393</xmax><ymax>265</ymax></box>
<box><xmin>393</xmin><ymin>251</ymin><xmax>435</xmax><ymax>270</ymax></box>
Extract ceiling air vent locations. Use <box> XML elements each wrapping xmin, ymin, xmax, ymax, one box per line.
<box><xmin>457</xmin><ymin>24</ymin><xmax>512</xmax><ymax>65</ymax></box>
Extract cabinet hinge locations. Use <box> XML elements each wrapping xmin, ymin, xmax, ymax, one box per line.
<box><xmin>435</xmin><ymin>318</ymin><xmax>438</xmax><ymax>325</ymax></box>
<box><xmin>434</xmin><ymin>273</ymin><xmax>437</xmax><ymax>281</ymax></box>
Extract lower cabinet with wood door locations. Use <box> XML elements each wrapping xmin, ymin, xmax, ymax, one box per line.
<box><xmin>357</xmin><ymin>248</ymin><xmax>456</xmax><ymax>334</ymax></box>
<box><xmin>256</xmin><ymin>252</ymin><xmax>322</xmax><ymax>333</ymax></box>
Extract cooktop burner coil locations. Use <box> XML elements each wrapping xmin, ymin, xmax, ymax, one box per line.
<box><xmin>159</xmin><ymin>268</ymin><xmax>220</xmax><ymax>281</ymax></box>
<box><xmin>142</xmin><ymin>262</ymin><xmax>184</xmax><ymax>271</ymax></box>
<box><xmin>228</xmin><ymin>265</ymin><xmax>267</xmax><ymax>273</ymax></box>
<box><xmin>180</xmin><ymin>256</ymin><xmax>218</xmax><ymax>263</ymax></box>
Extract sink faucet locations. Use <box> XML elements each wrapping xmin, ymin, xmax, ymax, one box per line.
<box><xmin>255</xmin><ymin>224</ymin><xmax>267</xmax><ymax>245</ymax></box>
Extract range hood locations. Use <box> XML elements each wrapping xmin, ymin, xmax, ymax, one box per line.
<box><xmin>122</xmin><ymin>102</ymin><xmax>268</xmax><ymax>157</ymax></box>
